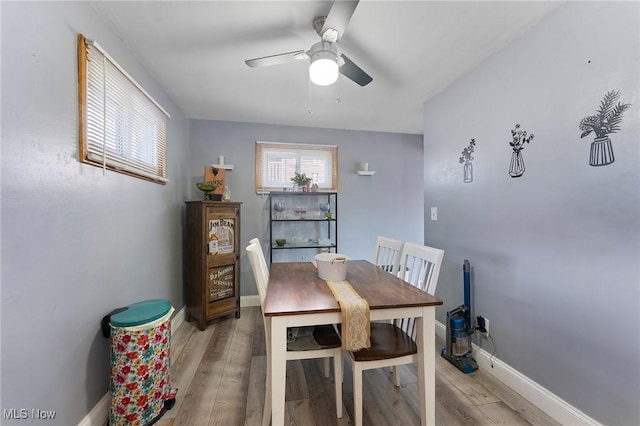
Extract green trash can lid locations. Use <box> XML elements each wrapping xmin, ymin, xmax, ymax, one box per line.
<box><xmin>111</xmin><ymin>299</ymin><xmax>172</xmax><ymax>327</ymax></box>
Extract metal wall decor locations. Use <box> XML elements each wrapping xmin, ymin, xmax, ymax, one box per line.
<box><xmin>459</xmin><ymin>138</ymin><xmax>476</xmax><ymax>183</ymax></box>
<box><xmin>508</xmin><ymin>124</ymin><xmax>534</xmax><ymax>178</ymax></box>
<box><xmin>579</xmin><ymin>90</ymin><xmax>631</xmax><ymax>166</ymax></box>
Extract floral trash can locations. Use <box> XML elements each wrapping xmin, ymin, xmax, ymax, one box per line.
<box><xmin>102</xmin><ymin>299</ymin><xmax>177</xmax><ymax>426</ymax></box>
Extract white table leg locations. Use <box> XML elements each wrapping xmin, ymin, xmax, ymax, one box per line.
<box><xmin>417</xmin><ymin>307</ymin><xmax>436</xmax><ymax>426</ymax></box>
<box><xmin>262</xmin><ymin>316</ymin><xmax>272</xmax><ymax>426</ymax></box>
<box><xmin>270</xmin><ymin>316</ymin><xmax>287</xmax><ymax>426</ymax></box>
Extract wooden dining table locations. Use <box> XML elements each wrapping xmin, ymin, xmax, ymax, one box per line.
<box><xmin>263</xmin><ymin>260</ymin><xmax>443</xmax><ymax>425</ymax></box>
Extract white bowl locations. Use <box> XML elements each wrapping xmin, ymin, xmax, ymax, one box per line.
<box><xmin>315</xmin><ymin>253</ymin><xmax>349</xmax><ymax>281</ymax></box>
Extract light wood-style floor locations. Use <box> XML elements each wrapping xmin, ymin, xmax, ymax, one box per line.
<box><xmin>156</xmin><ymin>306</ymin><xmax>559</xmax><ymax>426</ymax></box>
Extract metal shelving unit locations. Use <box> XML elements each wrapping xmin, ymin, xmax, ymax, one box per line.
<box><xmin>269</xmin><ymin>191</ymin><xmax>337</xmax><ymax>263</ymax></box>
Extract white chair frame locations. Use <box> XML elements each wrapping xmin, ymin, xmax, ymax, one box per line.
<box><xmin>373</xmin><ymin>236</ymin><xmax>404</xmax><ymax>275</ymax></box>
<box><xmin>246</xmin><ymin>241</ymin><xmax>343</xmax><ymax>425</ymax></box>
<box><xmin>349</xmin><ymin>242</ymin><xmax>444</xmax><ymax>426</ymax></box>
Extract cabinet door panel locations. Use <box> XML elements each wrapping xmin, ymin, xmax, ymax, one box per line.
<box><xmin>205</xmin><ymin>207</ymin><xmax>238</xmax><ymax>257</ymax></box>
<box><xmin>208</xmin><ymin>264</ymin><xmax>236</xmax><ymax>302</ymax></box>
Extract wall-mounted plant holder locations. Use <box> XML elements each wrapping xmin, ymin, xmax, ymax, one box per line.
<box><xmin>356</xmin><ymin>162</ymin><xmax>375</xmax><ymax>175</ymax></box>
<box><xmin>508</xmin><ymin>150</ymin><xmax>525</xmax><ymax>178</ymax></box>
<box><xmin>589</xmin><ymin>137</ymin><xmax>615</xmax><ymax>166</ymax></box>
<box><xmin>459</xmin><ymin>138</ymin><xmax>476</xmax><ymax>183</ymax></box>
<box><xmin>213</xmin><ymin>156</ymin><xmax>234</xmax><ymax>170</ymax></box>
<box><xmin>508</xmin><ymin>124</ymin><xmax>534</xmax><ymax>178</ymax></box>
<box><xmin>579</xmin><ymin>90</ymin><xmax>631</xmax><ymax>167</ymax></box>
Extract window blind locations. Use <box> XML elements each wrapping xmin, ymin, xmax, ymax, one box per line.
<box><xmin>79</xmin><ymin>34</ymin><xmax>170</xmax><ymax>183</ymax></box>
<box><xmin>255</xmin><ymin>141</ymin><xmax>338</xmax><ymax>193</ymax></box>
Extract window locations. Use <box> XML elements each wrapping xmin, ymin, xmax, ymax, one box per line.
<box><xmin>77</xmin><ymin>34</ymin><xmax>170</xmax><ymax>184</ymax></box>
<box><xmin>255</xmin><ymin>142</ymin><xmax>338</xmax><ymax>193</ymax></box>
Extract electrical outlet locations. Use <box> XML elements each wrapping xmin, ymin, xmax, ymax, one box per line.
<box><xmin>476</xmin><ymin>316</ymin><xmax>489</xmax><ymax>337</ymax></box>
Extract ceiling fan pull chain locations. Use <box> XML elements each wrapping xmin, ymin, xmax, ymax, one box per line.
<box><xmin>307</xmin><ymin>77</ymin><xmax>314</xmax><ymax>114</ymax></box>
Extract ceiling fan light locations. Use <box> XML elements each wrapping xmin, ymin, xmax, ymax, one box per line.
<box><xmin>309</xmin><ymin>42</ymin><xmax>339</xmax><ymax>86</ymax></box>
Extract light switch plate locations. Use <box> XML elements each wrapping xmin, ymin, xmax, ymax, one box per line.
<box><xmin>430</xmin><ymin>207</ymin><xmax>437</xmax><ymax>221</ymax></box>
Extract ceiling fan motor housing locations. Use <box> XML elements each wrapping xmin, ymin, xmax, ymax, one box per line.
<box><xmin>309</xmin><ymin>41</ymin><xmax>339</xmax><ymax>86</ymax></box>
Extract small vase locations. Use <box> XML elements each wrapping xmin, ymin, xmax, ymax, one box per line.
<box><xmin>589</xmin><ymin>136</ymin><xmax>615</xmax><ymax>166</ymax></box>
<box><xmin>509</xmin><ymin>149</ymin><xmax>525</xmax><ymax>178</ymax></box>
<box><xmin>463</xmin><ymin>163</ymin><xmax>473</xmax><ymax>183</ymax></box>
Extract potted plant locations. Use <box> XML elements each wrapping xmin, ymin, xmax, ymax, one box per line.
<box><xmin>508</xmin><ymin>124</ymin><xmax>534</xmax><ymax>178</ymax></box>
<box><xmin>579</xmin><ymin>90</ymin><xmax>631</xmax><ymax>166</ymax></box>
<box><xmin>291</xmin><ymin>172</ymin><xmax>312</xmax><ymax>192</ymax></box>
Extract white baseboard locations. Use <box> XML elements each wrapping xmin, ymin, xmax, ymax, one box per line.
<box><xmin>435</xmin><ymin>321</ymin><xmax>601</xmax><ymax>426</ymax></box>
<box><xmin>171</xmin><ymin>305</ymin><xmax>185</xmax><ymax>334</ymax></box>
<box><xmin>78</xmin><ymin>393</ymin><xmax>109</xmax><ymax>426</ymax></box>
<box><xmin>241</xmin><ymin>294</ymin><xmax>261</xmax><ymax>307</ymax></box>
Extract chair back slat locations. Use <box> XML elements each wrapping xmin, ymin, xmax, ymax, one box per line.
<box><xmin>395</xmin><ymin>242</ymin><xmax>445</xmax><ymax>339</ymax></box>
<box><xmin>373</xmin><ymin>236</ymin><xmax>404</xmax><ymax>275</ymax></box>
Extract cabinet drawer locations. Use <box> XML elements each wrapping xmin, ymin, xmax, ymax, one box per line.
<box><xmin>207</xmin><ymin>298</ymin><xmax>237</xmax><ymax>317</ymax></box>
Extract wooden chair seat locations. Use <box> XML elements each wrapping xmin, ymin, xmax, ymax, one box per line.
<box><xmin>311</xmin><ymin>324</ymin><xmax>342</xmax><ymax>349</ymax></box>
<box><xmin>286</xmin><ymin>325</ymin><xmax>342</xmax><ymax>351</ymax></box>
<box><xmin>351</xmin><ymin>322</ymin><xmax>416</xmax><ymax>362</ymax></box>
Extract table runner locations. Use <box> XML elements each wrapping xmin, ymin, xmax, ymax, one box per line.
<box><xmin>325</xmin><ymin>280</ymin><xmax>371</xmax><ymax>351</ymax></box>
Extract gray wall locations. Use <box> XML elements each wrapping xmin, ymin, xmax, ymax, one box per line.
<box><xmin>1</xmin><ymin>2</ymin><xmax>189</xmax><ymax>424</ymax></box>
<box><xmin>189</xmin><ymin>120</ymin><xmax>424</xmax><ymax>297</ymax></box>
<box><xmin>423</xmin><ymin>2</ymin><xmax>639</xmax><ymax>425</ymax></box>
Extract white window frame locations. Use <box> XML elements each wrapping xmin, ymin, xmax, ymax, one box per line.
<box><xmin>255</xmin><ymin>141</ymin><xmax>338</xmax><ymax>193</ymax></box>
<box><xmin>78</xmin><ymin>34</ymin><xmax>170</xmax><ymax>184</ymax></box>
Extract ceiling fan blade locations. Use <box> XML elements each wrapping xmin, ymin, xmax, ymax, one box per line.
<box><xmin>321</xmin><ymin>0</ymin><xmax>359</xmax><ymax>42</ymax></box>
<box><xmin>245</xmin><ymin>50</ymin><xmax>307</xmax><ymax>68</ymax></box>
<box><xmin>339</xmin><ymin>54</ymin><xmax>372</xmax><ymax>86</ymax></box>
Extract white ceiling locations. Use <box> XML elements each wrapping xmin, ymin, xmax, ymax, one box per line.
<box><xmin>90</xmin><ymin>1</ymin><xmax>562</xmax><ymax>135</ymax></box>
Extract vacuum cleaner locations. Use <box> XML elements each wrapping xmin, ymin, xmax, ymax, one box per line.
<box><xmin>441</xmin><ymin>259</ymin><xmax>478</xmax><ymax>373</ymax></box>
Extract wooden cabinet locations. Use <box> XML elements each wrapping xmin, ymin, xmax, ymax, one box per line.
<box><xmin>185</xmin><ymin>201</ymin><xmax>241</xmax><ymax>330</ymax></box>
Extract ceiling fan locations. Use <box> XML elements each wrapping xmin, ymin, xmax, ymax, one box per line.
<box><xmin>245</xmin><ymin>0</ymin><xmax>372</xmax><ymax>87</ymax></box>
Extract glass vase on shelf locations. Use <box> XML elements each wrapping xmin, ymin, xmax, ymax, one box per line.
<box><xmin>273</xmin><ymin>202</ymin><xmax>286</xmax><ymax>219</ymax></box>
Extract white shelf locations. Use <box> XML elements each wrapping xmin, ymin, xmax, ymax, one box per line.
<box><xmin>211</xmin><ymin>164</ymin><xmax>234</xmax><ymax>170</ymax></box>
<box><xmin>356</xmin><ymin>171</ymin><xmax>376</xmax><ymax>176</ymax></box>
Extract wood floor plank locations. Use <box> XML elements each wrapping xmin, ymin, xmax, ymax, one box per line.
<box><xmin>302</xmin><ymin>357</ymin><xmax>347</xmax><ymax>424</ymax></box>
<box><xmin>157</xmin><ymin>307</ymin><xmax>558</xmax><ymax>426</ymax></box>
<box><xmin>162</xmin><ymin>322</ymin><xmax>216</xmax><ymax>419</ymax></box>
<box><xmin>285</xmin><ymin>399</ymin><xmax>315</xmax><ymax>425</ymax></box>
<box><xmin>474</xmin><ymin>369</ymin><xmax>560</xmax><ymax>426</ymax></box>
<box><xmin>434</xmin><ymin>346</ymin><xmax>501</xmax><ymax>407</ymax></box>
<box><xmin>207</xmin><ymin>305</ymin><xmax>256</xmax><ymax>425</ymax></box>
<box><xmin>476</xmin><ymin>400</ymin><xmax>534</xmax><ymax>425</ymax></box>
<box><xmin>244</xmin><ymin>355</ymin><xmax>266</xmax><ymax>426</ymax></box>
<box><xmin>171</xmin><ymin>317</ymin><xmax>238</xmax><ymax>425</ymax></box>
<box><xmin>364</xmin><ymin>368</ymin><xmax>422</xmax><ymax>425</ymax></box>
<box><xmin>170</xmin><ymin>316</ymin><xmax>196</xmax><ymax>361</ymax></box>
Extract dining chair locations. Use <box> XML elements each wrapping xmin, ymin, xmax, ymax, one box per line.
<box><xmin>245</xmin><ymin>242</ymin><xmax>343</xmax><ymax>425</ymax></box>
<box><xmin>373</xmin><ymin>236</ymin><xmax>404</xmax><ymax>275</ymax></box>
<box><xmin>249</xmin><ymin>237</ymin><xmax>269</xmax><ymax>283</ymax></box>
<box><xmin>347</xmin><ymin>242</ymin><xmax>444</xmax><ymax>426</ymax></box>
